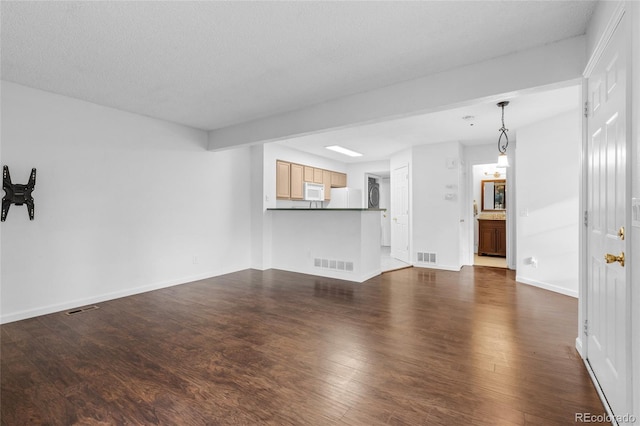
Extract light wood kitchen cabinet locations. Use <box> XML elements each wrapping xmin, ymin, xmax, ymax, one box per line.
<box><xmin>323</xmin><ymin>169</ymin><xmax>331</xmax><ymax>200</ymax></box>
<box><xmin>290</xmin><ymin>163</ymin><xmax>304</xmax><ymax>200</ymax></box>
<box><xmin>304</xmin><ymin>166</ymin><xmax>325</xmax><ymax>184</ymax></box>
<box><xmin>276</xmin><ymin>161</ymin><xmax>291</xmax><ymax>199</ymax></box>
<box><xmin>478</xmin><ymin>219</ymin><xmax>506</xmax><ymax>256</ymax></box>
<box><xmin>331</xmin><ymin>171</ymin><xmax>347</xmax><ymax>188</ymax></box>
<box><xmin>276</xmin><ymin>160</ymin><xmax>346</xmax><ymax>201</ymax></box>
<box><xmin>304</xmin><ymin>166</ymin><xmax>314</xmax><ymax>182</ymax></box>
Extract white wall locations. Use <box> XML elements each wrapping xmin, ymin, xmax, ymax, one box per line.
<box><xmin>586</xmin><ymin>0</ymin><xmax>622</xmax><ymax>60</ymax></box>
<box><xmin>250</xmin><ymin>144</ymin><xmax>269</xmax><ymax>270</ymax></box>
<box><xmin>515</xmin><ymin>110</ymin><xmax>580</xmax><ymax>297</ymax></box>
<box><xmin>270</xmin><ymin>210</ymin><xmax>381</xmax><ymax>283</ymax></box>
<box><xmin>411</xmin><ymin>142</ymin><xmax>463</xmax><ymax>271</ymax></box>
<box><xmin>0</xmin><ymin>82</ymin><xmax>252</xmax><ymax>323</ymax></box>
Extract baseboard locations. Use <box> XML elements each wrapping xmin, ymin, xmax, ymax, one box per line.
<box><xmin>413</xmin><ymin>263</ymin><xmax>462</xmax><ymax>272</ymax></box>
<box><xmin>0</xmin><ymin>269</ymin><xmax>228</xmax><ymax>324</ymax></box>
<box><xmin>270</xmin><ymin>265</ymin><xmax>381</xmax><ymax>283</ymax></box>
<box><xmin>359</xmin><ymin>269</ymin><xmax>382</xmax><ymax>282</ymax></box>
<box><xmin>576</xmin><ymin>337</ymin><xmax>584</xmax><ymax>358</ymax></box>
<box><xmin>515</xmin><ymin>275</ymin><xmax>578</xmax><ymax>298</ymax></box>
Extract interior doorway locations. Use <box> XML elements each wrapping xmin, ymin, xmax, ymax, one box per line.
<box><xmin>391</xmin><ymin>165</ymin><xmax>410</xmax><ymax>263</ymax></box>
<box><xmin>473</xmin><ymin>163</ymin><xmax>507</xmax><ymax>269</ymax></box>
<box><xmin>379</xmin><ymin>172</ymin><xmax>410</xmax><ymax>272</ymax></box>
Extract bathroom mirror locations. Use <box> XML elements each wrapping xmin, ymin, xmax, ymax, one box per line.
<box><xmin>481</xmin><ymin>179</ymin><xmax>506</xmax><ymax>211</ymax></box>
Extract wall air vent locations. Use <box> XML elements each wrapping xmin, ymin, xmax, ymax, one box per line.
<box><xmin>417</xmin><ymin>252</ymin><xmax>437</xmax><ymax>265</ymax></box>
<box><xmin>314</xmin><ymin>258</ymin><xmax>355</xmax><ymax>272</ymax></box>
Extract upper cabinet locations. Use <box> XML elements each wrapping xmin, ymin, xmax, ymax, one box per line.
<box><xmin>276</xmin><ymin>161</ymin><xmax>291</xmax><ymax>199</ymax></box>
<box><xmin>323</xmin><ymin>169</ymin><xmax>332</xmax><ymax>201</ymax></box>
<box><xmin>304</xmin><ymin>166</ymin><xmax>314</xmax><ymax>183</ymax></box>
<box><xmin>290</xmin><ymin>163</ymin><xmax>304</xmax><ymax>200</ymax></box>
<box><xmin>276</xmin><ymin>160</ymin><xmax>346</xmax><ymax>201</ymax></box>
<box><xmin>331</xmin><ymin>171</ymin><xmax>347</xmax><ymax>188</ymax></box>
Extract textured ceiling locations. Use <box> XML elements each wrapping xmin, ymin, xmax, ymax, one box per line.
<box><xmin>1</xmin><ymin>1</ymin><xmax>596</xmax><ymax>131</ymax></box>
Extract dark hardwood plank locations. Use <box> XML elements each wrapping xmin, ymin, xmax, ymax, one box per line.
<box><xmin>1</xmin><ymin>266</ymin><xmax>606</xmax><ymax>425</ymax></box>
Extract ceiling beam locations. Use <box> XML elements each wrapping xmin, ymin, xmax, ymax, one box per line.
<box><xmin>208</xmin><ymin>35</ymin><xmax>586</xmax><ymax>151</ymax></box>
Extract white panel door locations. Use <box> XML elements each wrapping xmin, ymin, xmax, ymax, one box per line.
<box><xmin>586</xmin><ymin>14</ymin><xmax>630</xmax><ymax>419</ymax></box>
<box><xmin>391</xmin><ymin>165</ymin><xmax>409</xmax><ymax>263</ymax></box>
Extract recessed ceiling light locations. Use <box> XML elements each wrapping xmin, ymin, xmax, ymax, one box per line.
<box><xmin>325</xmin><ymin>145</ymin><xmax>363</xmax><ymax>157</ymax></box>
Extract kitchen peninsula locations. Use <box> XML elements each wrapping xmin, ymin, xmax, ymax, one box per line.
<box><xmin>267</xmin><ymin>208</ymin><xmax>384</xmax><ymax>282</ymax></box>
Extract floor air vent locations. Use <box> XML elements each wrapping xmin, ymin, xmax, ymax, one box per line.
<box><xmin>66</xmin><ymin>305</ymin><xmax>100</xmax><ymax>316</ymax></box>
<box><xmin>417</xmin><ymin>252</ymin><xmax>437</xmax><ymax>265</ymax></box>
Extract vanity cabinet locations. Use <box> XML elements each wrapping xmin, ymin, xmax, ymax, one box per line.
<box><xmin>478</xmin><ymin>219</ymin><xmax>506</xmax><ymax>256</ymax></box>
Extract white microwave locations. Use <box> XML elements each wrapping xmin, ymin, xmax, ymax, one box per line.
<box><xmin>304</xmin><ymin>182</ymin><xmax>325</xmax><ymax>201</ymax></box>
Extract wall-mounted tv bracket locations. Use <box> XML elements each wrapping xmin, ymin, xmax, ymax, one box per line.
<box><xmin>2</xmin><ymin>166</ymin><xmax>37</xmax><ymax>222</ymax></box>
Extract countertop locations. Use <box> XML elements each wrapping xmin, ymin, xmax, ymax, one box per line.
<box><xmin>477</xmin><ymin>212</ymin><xmax>506</xmax><ymax>220</ymax></box>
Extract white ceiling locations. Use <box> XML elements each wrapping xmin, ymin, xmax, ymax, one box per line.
<box><xmin>1</xmin><ymin>1</ymin><xmax>596</xmax><ymax>131</ymax></box>
<box><xmin>274</xmin><ymin>84</ymin><xmax>581</xmax><ymax>163</ymax></box>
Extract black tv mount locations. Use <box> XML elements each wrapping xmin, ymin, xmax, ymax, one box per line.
<box><xmin>2</xmin><ymin>165</ymin><xmax>37</xmax><ymax>222</ymax></box>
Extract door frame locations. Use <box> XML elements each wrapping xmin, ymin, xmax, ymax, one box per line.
<box><xmin>577</xmin><ymin>2</ymin><xmax>633</xmax><ymax>422</ymax></box>
<box><xmin>464</xmin><ymin>159</ymin><xmax>516</xmax><ymax>269</ymax></box>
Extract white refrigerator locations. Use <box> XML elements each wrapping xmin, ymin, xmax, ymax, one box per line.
<box><xmin>329</xmin><ymin>188</ymin><xmax>363</xmax><ymax>208</ymax></box>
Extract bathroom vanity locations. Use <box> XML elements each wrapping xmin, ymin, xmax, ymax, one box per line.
<box><xmin>478</xmin><ymin>179</ymin><xmax>507</xmax><ymax>257</ymax></box>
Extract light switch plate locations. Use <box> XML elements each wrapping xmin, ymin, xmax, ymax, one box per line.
<box><xmin>445</xmin><ymin>158</ymin><xmax>457</xmax><ymax>169</ymax></box>
<box><xmin>633</xmin><ymin>198</ymin><xmax>640</xmax><ymax>228</ymax></box>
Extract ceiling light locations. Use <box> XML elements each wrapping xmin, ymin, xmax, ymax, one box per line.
<box><xmin>325</xmin><ymin>145</ymin><xmax>363</xmax><ymax>157</ymax></box>
<box><xmin>497</xmin><ymin>153</ymin><xmax>509</xmax><ymax>168</ymax></box>
<box><xmin>495</xmin><ymin>101</ymin><xmax>510</xmax><ymax>168</ymax></box>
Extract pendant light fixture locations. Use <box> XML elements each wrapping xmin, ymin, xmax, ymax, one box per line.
<box><xmin>496</xmin><ymin>101</ymin><xmax>510</xmax><ymax>168</ymax></box>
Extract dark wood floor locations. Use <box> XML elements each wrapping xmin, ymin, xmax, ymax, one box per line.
<box><xmin>2</xmin><ymin>267</ymin><xmax>607</xmax><ymax>425</ymax></box>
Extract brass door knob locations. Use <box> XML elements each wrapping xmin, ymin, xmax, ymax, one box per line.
<box><xmin>618</xmin><ymin>226</ymin><xmax>625</xmax><ymax>240</ymax></box>
<box><xmin>604</xmin><ymin>252</ymin><xmax>625</xmax><ymax>267</ymax></box>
